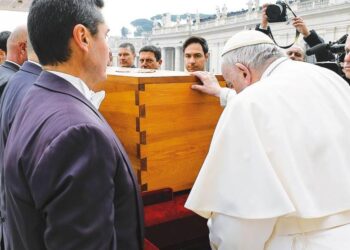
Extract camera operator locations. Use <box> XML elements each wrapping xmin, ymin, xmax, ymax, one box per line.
<box><xmin>256</xmin><ymin>3</ymin><xmax>335</xmax><ymax>62</ymax></box>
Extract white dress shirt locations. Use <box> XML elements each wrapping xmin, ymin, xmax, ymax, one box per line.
<box><xmin>48</xmin><ymin>71</ymin><xmax>105</xmax><ymax>109</ymax></box>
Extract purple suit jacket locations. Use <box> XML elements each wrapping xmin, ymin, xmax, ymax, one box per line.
<box><xmin>0</xmin><ymin>61</ymin><xmax>20</xmax><ymax>99</ymax></box>
<box><xmin>4</xmin><ymin>71</ymin><xmax>144</xmax><ymax>250</ymax></box>
<box><xmin>0</xmin><ymin>61</ymin><xmax>42</xmax><ymax>249</ymax></box>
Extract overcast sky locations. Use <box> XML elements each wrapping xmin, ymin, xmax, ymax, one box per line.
<box><xmin>0</xmin><ymin>0</ymin><xmax>268</xmax><ymax>36</ymax></box>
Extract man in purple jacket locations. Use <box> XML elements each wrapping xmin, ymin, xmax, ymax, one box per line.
<box><xmin>3</xmin><ymin>0</ymin><xmax>144</xmax><ymax>249</ymax></box>
<box><xmin>0</xmin><ymin>39</ymin><xmax>41</xmax><ymax>250</ymax></box>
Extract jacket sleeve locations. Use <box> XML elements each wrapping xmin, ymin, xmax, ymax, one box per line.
<box><xmin>219</xmin><ymin>88</ymin><xmax>236</xmax><ymax>107</ymax></box>
<box><xmin>28</xmin><ymin>124</ymin><xmax>117</xmax><ymax>250</ymax></box>
<box><xmin>304</xmin><ymin>30</ymin><xmax>335</xmax><ymax>62</ymax></box>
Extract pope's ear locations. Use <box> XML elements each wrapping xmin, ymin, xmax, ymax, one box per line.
<box><xmin>235</xmin><ymin>62</ymin><xmax>252</xmax><ymax>83</ymax></box>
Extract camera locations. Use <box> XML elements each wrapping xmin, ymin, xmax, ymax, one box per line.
<box><xmin>306</xmin><ymin>44</ymin><xmax>345</xmax><ymax>57</ymax></box>
<box><xmin>266</xmin><ymin>1</ymin><xmax>288</xmax><ymax>23</ymax></box>
<box><xmin>306</xmin><ymin>34</ymin><xmax>350</xmax><ymax>84</ymax></box>
<box><xmin>306</xmin><ymin>34</ymin><xmax>347</xmax><ymax>58</ymax></box>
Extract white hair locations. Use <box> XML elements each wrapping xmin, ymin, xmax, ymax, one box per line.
<box><xmin>221</xmin><ymin>43</ymin><xmax>285</xmax><ymax>71</ymax></box>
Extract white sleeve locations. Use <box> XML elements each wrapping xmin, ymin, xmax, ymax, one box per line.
<box><xmin>208</xmin><ymin>213</ymin><xmax>276</xmax><ymax>250</ymax></box>
<box><xmin>219</xmin><ymin>88</ymin><xmax>236</xmax><ymax>107</ymax></box>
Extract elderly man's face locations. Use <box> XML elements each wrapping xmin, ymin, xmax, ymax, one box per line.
<box><xmin>221</xmin><ymin>63</ymin><xmax>250</xmax><ymax>94</ymax></box>
<box><xmin>286</xmin><ymin>46</ymin><xmax>305</xmax><ymax>61</ymax></box>
<box><xmin>343</xmin><ymin>37</ymin><xmax>350</xmax><ymax>79</ymax></box>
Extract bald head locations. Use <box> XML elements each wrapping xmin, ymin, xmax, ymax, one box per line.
<box><xmin>6</xmin><ymin>25</ymin><xmax>28</xmax><ymax>65</ymax></box>
<box><xmin>286</xmin><ymin>45</ymin><xmax>305</xmax><ymax>62</ymax></box>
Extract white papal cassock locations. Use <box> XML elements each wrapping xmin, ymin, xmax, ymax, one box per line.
<box><xmin>185</xmin><ymin>57</ymin><xmax>350</xmax><ymax>249</ymax></box>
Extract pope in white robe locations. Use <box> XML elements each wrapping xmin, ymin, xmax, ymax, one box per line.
<box><xmin>185</xmin><ymin>30</ymin><xmax>350</xmax><ymax>249</ymax></box>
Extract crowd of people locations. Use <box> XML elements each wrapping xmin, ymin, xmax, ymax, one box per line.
<box><xmin>114</xmin><ymin>4</ymin><xmax>339</xmax><ymax>72</ymax></box>
<box><xmin>116</xmin><ymin>36</ymin><xmax>210</xmax><ymax>72</ymax></box>
<box><xmin>0</xmin><ymin>0</ymin><xmax>350</xmax><ymax>249</ymax></box>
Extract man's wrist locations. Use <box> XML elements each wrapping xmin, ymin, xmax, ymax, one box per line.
<box><xmin>259</xmin><ymin>24</ymin><xmax>268</xmax><ymax>30</ymax></box>
<box><xmin>302</xmin><ymin>29</ymin><xmax>311</xmax><ymax>38</ymax></box>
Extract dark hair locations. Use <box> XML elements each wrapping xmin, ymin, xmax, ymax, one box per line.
<box><xmin>119</xmin><ymin>42</ymin><xmax>135</xmax><ymax>54</ymax></box>
<box><xmin>28</xmin><ymin>0</ymin><xmax>104</xmax><ymax>66</ymax></box>
<box><xmin>0</xmin><ymin>31</ymin><xmax>11</xmax><ymax>52</ymax></box>
<box><xmin>139</xmin><ymin>45</ymin><xmax>161</xmax><ymax>61</ymax></box>
<box><xmin>182</xmin><ymin>36</ymin><xmax>209</xmax><ymax>54</ymax></box>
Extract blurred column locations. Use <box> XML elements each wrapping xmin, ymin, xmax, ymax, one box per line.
<box><xmin>175</xmin><ymin>46</ymin><xmax>183</xmax><ymax>71</ymax></box>
<box><xmin>161</xmin><ymin>47</ymin><xmax>166</xmax><ymax>70</ymax></box>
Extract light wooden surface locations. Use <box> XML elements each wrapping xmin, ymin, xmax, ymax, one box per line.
<box><xmin>92</xmin><ymin>70</ymin><xmax>225</xmax><ymax>191</ymax></box>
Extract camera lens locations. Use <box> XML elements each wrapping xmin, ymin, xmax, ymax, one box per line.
<box><xmin>266</xmin><ymin>4</ymin><xmax>283</xmax><ymax>19</ymax></box>
<box><xmin>266</xmin><ymin>3</ymin><xmax>287</xmax><ymax>23</ymax></box>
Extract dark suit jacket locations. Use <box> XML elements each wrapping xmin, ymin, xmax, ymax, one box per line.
<box><xmin>4</xmin><ymin>71</ymin><xmax>144</xmax><ymax>250</ymax></box>
<box><xmin>0</xmin><ymin>61</ymin><xmax>42</xmax><ymax>249</ymax></box>
<box><xmin>0</xmin><ymin>61</ymin><xmax>20</xmax><ymax>99</ymax></box>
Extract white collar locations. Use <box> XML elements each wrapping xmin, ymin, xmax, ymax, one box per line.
<box><xmin>48</xmin><ymin>71</ymin><xmax>105</xmax><ymax>109</ymax></box>
<box><xmin>261</xmin><ymin>57</ymin><xmax>289</xmax><ymax>79</ymax></box>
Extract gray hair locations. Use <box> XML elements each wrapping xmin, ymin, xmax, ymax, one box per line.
<box><xmin>119</xmin><ymin>42</ymin><xmax>135</xmax><ymax>54</ymax></box>
<box><xmin>221</xmin><ymin>43</ymin><xmax>285</xmax><ymax>71</ymax></box>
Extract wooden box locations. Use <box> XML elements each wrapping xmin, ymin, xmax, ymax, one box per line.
<box><xmin>93</xmin><ymin>68</ymin><xmax>224</xmax><ymax>192</ymax></box>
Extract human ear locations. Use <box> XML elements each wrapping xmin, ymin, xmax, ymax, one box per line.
<box><xmin>235</xmin><ymin>62</ymin><xmax>252</xmax><ymax>84</ymax></box>
<box><xmin>72</xmin><ymin>24</ymin><xmax>90</xmax><ymax>52</ymax></box>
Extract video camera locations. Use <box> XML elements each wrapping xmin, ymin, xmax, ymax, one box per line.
<box><xmin>306</xmin><ymin>34</ymin><xmax>347</xmax><ymax>57</ymax></box>
<box><xmin>306</xmin><ymin>34</ymin><xmax>349</xmax><ymax>83</ymax></box>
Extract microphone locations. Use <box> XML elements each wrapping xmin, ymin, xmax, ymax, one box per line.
<box><xmin>305</xmin><ymin>43</ymin><xmax>329</xmax><ymax>56</ymax></box>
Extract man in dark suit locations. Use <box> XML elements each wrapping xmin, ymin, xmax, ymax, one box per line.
<box><xmin>0</xmin><ymin>39</ymin><xmax>41</xmax><ymax>250</ymax></box>
<box><xmin>0</xmin><ymin>25</ymin><xmax>27</xmax><ymax>98</ymax></box>
<box><xmin>4</xmin><ymin>0</ymin><xmax>144</xmax><ymax>250</ymax></box>
<box><xmin>0</xmin><ymin>31</ymin><xmax>11</xmax><ymax>65</ymax></box>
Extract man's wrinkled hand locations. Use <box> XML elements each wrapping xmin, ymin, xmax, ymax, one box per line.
<box><xmin>191</xmin><ymin>71</ymin><xmax>221</xmax><ymax>97</ymax></box>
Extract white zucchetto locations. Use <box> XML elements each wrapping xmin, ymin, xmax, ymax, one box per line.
<box><xmin>221</xmin><ymin>30</ymin><xmax>274</xmax><ymax>56</ymax></box>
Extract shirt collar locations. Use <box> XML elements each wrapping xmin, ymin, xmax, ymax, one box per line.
<box><xmin>48</xmin><ymin>71</ymin><xmax>105</xmax><ymax>109</ymax></box>
<box><xmin>261</xmin><ymin>57</ymin><xmax>289</xmax><ymax>79</ymax></box>
<box><xmin>5</xmin><ymin>60</ymin><xmax>20</xmax><ymax>68</ymax></box>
